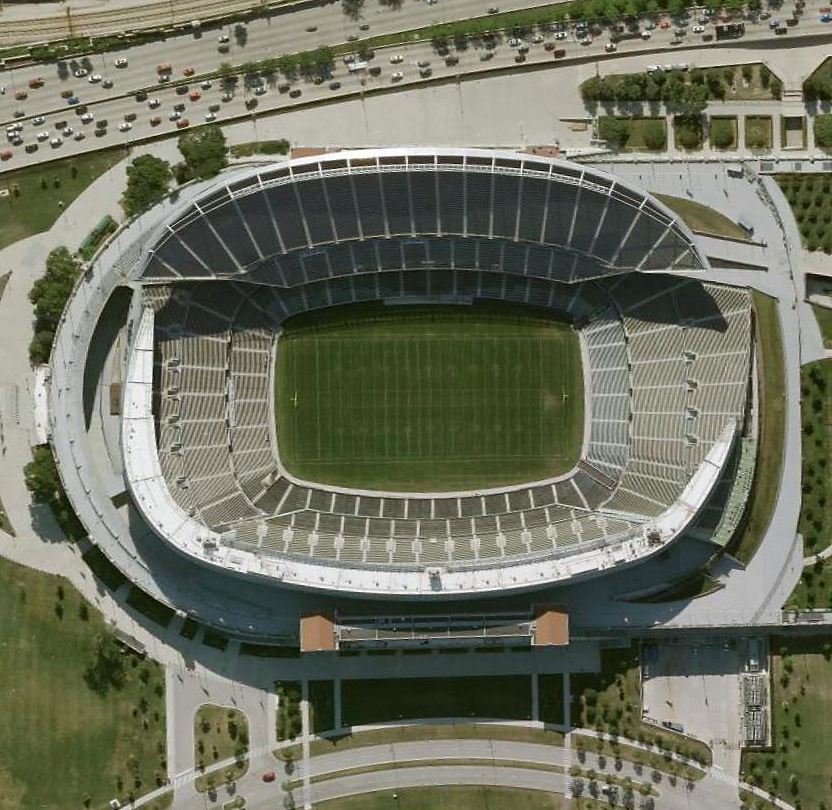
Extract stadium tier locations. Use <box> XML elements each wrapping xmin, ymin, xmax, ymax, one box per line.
<box><xmin>109</xmin><ymin>149</ymin><xmax>752</xmax><ymax>596</ymax></box>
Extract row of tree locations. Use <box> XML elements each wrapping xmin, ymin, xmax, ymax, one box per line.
<box><xmin>218</xmin><ymin>46</ymin><xmax>336</xmax><ymax>85</ymax></box>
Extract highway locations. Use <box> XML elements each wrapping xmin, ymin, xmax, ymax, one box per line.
<box><xmin>0</xmin><ymin>0</ymin><xmax>820</xmax><ymax>172</ymax></box>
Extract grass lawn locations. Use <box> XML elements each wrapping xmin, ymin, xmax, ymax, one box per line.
<box><xmin>656</xmin><ymin>194</ymin><xmax>748</xmax><ymax>241</ymax></box>
<box><xmin>776</xmin><ymin>174</ymin><xmax>832</xmax><ymax>252</ymax></box>
<box><xmin>194</xmin><ymin>704</ymin><xmax>249</xmax><ymax>789</ymax></box>
<box><xmin>570</xmin><ymin>645</ymin><xmax>711</xmax><ymax>766</ymax></box>
<box><xmin>283</xmin><ymin>722</ymin><xmax>565</xmax><ymax>760</ymax></box>
<box><xmin>314</xmin><ymin>786</ymin><xmax>568</xmax><ymax>810</ymax></box>
<box><xmin>812</xmin><ymin>306</ymin><xmax>832</xmax><ymax>349</ymax></box>
<box><xmin>341</xmin><ymin>675</ymin><xmax>532</xmax><ymax>726</ymax></box>
<box><xmin>309</xmin><ymin>680</ymin><xmax>336</xmax><ymax>734</ymax></box>
<box><xmin>0</xmin><ymin>147</ymin><xmax>126</xmax><ymax>250</ymax></box>
<box><xmin>306</xmin><ymin>758</ymin><xmax>564</xmax><ymax>786</ymax></box>
<box><xmin>539</xmin><ymin>674</ymin><xmax>565</xmax><ymax>725</ymax></box>
<box><xmin>727</xmin><ymin>291</ymin><xmax>786</xmax><ymax>565</ymax></box>
<box><xmin>0</xmin><ymin>555</ymin><xmax>166</xmax><ymax>810</ymax></box>
<box><xmin>746</xmin><ymin>115</ymin><xmax>774</xmax><ymax>150</ymax></box>
<box><xmin>722</xmin><ymin>63</ymin><xmax>781</xmax><ymax>101</ymax></box>
<box><xmin>276</xmin><ymin>302</ymin><xmax>583</xmax><ymax>491</ymax></box>
<box><xmin>741</xmin><ymin>636</ymin><xmax>832</xmax><ymax>806</ymax></box>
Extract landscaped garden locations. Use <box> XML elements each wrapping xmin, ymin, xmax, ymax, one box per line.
<box><xmin>776</xmin><ymin>173</ymin><xmax>832</xmax><ymax>251</ymax></box>
<box><xmin>0</xmin><ymin>555</ymin><xmax>166</xmax><ymax>810</ymax></box>
<box><xmin>741</xmin><ymin>636</ymin><xmax>832</xmax><ymax>807</ymax></box>
<box><xmin>746</xmin><ymin>115</ymin><xmax>773</xmax><ymax>150</ymax></box>
<box><xmin>598</xmin><ymin>116</ymin><xmax>667</xmax><ymax>151</ymax></box>
<box><xmin>674</xmin><ymin>116</ymin><xmax>703</xmax><ymax>151</ymax></box>
<box><xmin>581</xmin><ymin>63</ymin><xmax>781</xmax><ymax>112</ymax></box>
<box><xmin>709</xmin><ymin>116</ymin><xmax>738</xmax><ymax>150</ymax></box>
<box><xmin>193</xmin><ymin>704</ymin><xmax>249</xmax><ymax>792</ymax></box>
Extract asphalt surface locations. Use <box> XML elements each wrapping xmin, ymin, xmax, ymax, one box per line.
<box><xmin>0</xmin><ymin>0</ymin><xmax>823</xmax><ymax>171</ymax></box>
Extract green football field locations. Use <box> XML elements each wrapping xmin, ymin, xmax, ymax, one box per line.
<box><xmin>275</xmin><ymin>303</ymin><xmax>583</xmax><ymax>492</ymax></box>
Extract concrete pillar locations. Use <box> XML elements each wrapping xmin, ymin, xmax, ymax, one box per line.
<box><xmin>563</xmin><ymin>672</ymin><xmax>571</xmax><ymax>729</ymax></box>
<box><xmin>333</xmin><ymin>677</ymin><xmax>342</xmax><ymax>731</ymax></box>
<box><xmin>531</xmin><ymin>673</ymin><xmax>539</xmax><ymax>722</ymax></box>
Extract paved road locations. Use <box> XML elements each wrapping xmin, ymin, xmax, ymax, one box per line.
<box><xmin>166</xmin><ymin>735</ymin><xmax>752</xmax><ymax>810</ymax></box>
<box><xmin>0</xmin><ymin>0</ymin><xmax>824</xmax><ymax>170</ymax></box>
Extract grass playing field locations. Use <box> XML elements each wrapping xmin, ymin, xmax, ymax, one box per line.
<box><xmin>275</xmin><ymin>303</ymin><xmax>583</xmax><ymax>492</ymax></box>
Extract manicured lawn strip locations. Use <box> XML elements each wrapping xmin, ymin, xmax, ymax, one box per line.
<box><xmin>0</xmin><ymin>147</ymin><xmax>127</xmax><ymax>250</ymax></box>
<box><xmin>727</xmin><ymin>291</ymin><xmax>785</xmax><ymax>565</ymax></box>
<box><xmin>656</xmin><ymin>194</ymin><xmax>748</xmax><ymax>240</ymax></box>
<box><xmin>776</xmin><ymin>174</ymin><xmax>832</xmax><ymax>252</ymax></box>
<box><xmin>811</xmin><ymin>306</ymin><xmax>832</xmax><ymax>349</ymax></box>
<box><xmin>741</xmin><ymin>636</ymin><xmax>832</xmax><ymax>805</ymax></box>
<box><xmin>314</xmin><ymin>785</ymin><xmax>568</xmax><ymax>810</ymax></box>
<box><xmin>0</xmin><ymin>272</ymin><xmax>14</xmax><ymax>537</ymax></box>
<box><xmin>284</xmin><ymin>722</ymin><xmax>566</xmax><ymax>759</ymax></box>
<box><xmin>570</xmin><ymin>645</ymin><xmax>711</xmax><ymax>766</ymax></box>
<box><xmin>194</xmin><ymin>704</ymin><xmax>249</xmax><ymax>790</ymax></box>
<box><xmin>229</xmin><ymin>139</ymin><xmax>291</xmax><ymax>158</ymax></box>
<box><xmin>0</xmin><ymin>555</ymin><xmax>166</xmax><ymax>810</ymax></box>
<box><xmin>341</xmin><ymin>675</ymin><xmax>532</xmax><ymax>726</ymax></box>
<box><xmin>305</xmin><ymin>758</ymin><xmax>564</xmax><ymax>785</ymax></box>
<box><xmin>309</xmin><ymin>680</ymin><xmax>336</xmax><ymax>734</ymax></box>
<box><xmin>143</xmin><ymin>792</ymin><xmax>174</xmax><ymax>810</ymax></box>
<box><xmin>539</xmin><ymin>674</ymin><xmax>565</xmax><ymax>725</ymax></box>
<box><xmin>276</xmin><ymin>681</ymin><xmax>303</xmax><ymax>742</ymax></box>
<box><xmin>125</xmin><ymin>585</ymin><xmax>175</xmax><ymax>628</ymax></box>
<box><xmin>746</xmin><ymin>115</ymin><xmax>773</xmax><ymax>150</ymax></box>
<box><xmin>573</xmin><ymin>735</ymin><xmax>705</xmax><ymax>781</ymax></box>
<box><xmin>276</xmin><ymin>302</ymin><xmax>582</xmax><ymax>492</ymax></box>
<box><xmin>81</xmin><ymin>545</ymin><xmax>127</xmax><ymax>591</ymax></box>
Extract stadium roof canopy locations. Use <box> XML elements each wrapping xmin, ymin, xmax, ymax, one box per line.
<box><xmin>134</xmin><ymin>147</ymin><xmax>707</xmax><ymax>285</ymax></box>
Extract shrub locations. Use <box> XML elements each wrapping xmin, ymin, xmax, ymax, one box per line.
<box><xmin>815</xmin><ymin>114</ymin><xmax>832</xmax><ymax>149</ymax></box>
<box><xmin>711</xmin><ymin>118</ymin><xmax>735</xmax><ymax>149</ymax></box>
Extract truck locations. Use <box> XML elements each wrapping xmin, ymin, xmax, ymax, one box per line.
<box><xmin>715</xmin><ymin>21</ymin><xmax>745</xmax><ymax>39</ymax></box>
<box><xmin>347</xmin><ymin>60</ymin><xmax>368</xmax><ymax>73</ymax></box>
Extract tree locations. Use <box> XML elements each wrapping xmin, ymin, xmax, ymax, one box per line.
<box><xmin>123</xmin><ymin>155</ymin><xmax>172</xmax><ymax>216</ymax></box>
<box><xmin>599</xmin><ymin>116</ymin><xmax>630</xmax><ymax>148</ymax></box>
<box><xmin>815</xmin><ymin>114</ymin><xmax>832</xmax><ymax>149</ymax></box>
<box><xmin>24</xmin><ymin>445</ymin><xmax>62</xmax><ymax>503</ymax></box>
<box><xmin>676</xmin><ymin>117</ymin><xmax>702</xmax><ymax>150</ymax></box>
<box><xmin>710</xmin><ymin>118</ymin><xmax>735</xmax><ymax>149</ymax></box>
<box><xmin>84</xmin><ymin>629</ymin><xmax>127</xmax><ymax>694</ymax></box>
<box><xmin>642</xmin><ymin>119</ymin><xmax>666</xmax><ymax>150</ymax></box>
<box><xmin>29</xmin><ymin>246</ymin><xmax>81</xmax><ymax>323</ymax></box>
<box><xmin>177</xmin><ymin>125</ymin><xmax>228</xmax><ymax>181</ymax></box>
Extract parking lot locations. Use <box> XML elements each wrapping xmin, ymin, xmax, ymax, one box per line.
<box><xmin>642</xmin><ymin>640</ymin><xmax>743</xmax><ymax>772</ymax></box>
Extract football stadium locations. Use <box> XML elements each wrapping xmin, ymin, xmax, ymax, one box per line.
<box><xmin>51</xmin><ymin>147</ymin><xmax>753</xmax><ymax>603</ymax></box>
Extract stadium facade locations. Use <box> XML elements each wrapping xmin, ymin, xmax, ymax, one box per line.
<box><xmin>54</xmin><ymin>148</ymin><xmax>753</xmax><ymax>605</ymax></box>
